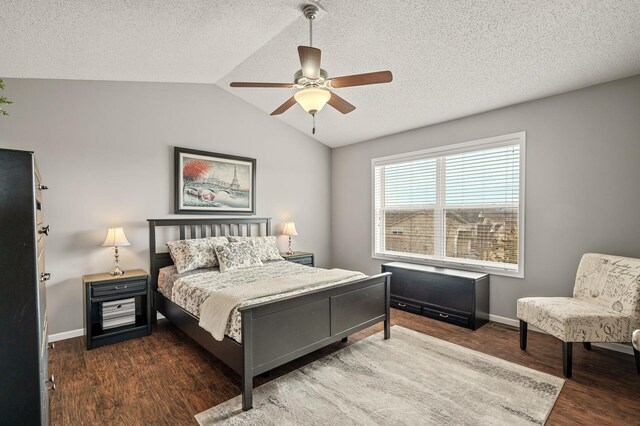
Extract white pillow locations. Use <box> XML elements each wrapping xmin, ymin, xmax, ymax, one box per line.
<box><xmin>167</xmin><ymin>236</ymin><xmax>228</xmax><ymax>273</ymax></box>
<box><xmin>214</xmin><ymin>241</ymin><xmax>263</xmax><ymax>272</ymax></box>
<box><xmin>227</xmin><ymin>236</ymin><xmax>283</xmax><ymax>261</ymax></box>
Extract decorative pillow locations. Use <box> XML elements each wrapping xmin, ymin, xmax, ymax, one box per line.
<box><xmin>167</xmin><ymin>237</ymin><xmax>229</xmax><ymax>273</ymax></box>
<box><xmin>227</xmin><ymin>236</ymin><xmax>283</xmax><ymax>261</ymax></box>
<box><xmin>214</xmin><ymin>241</ymin><xmax>264</xmax><ymax>273</ymax></box>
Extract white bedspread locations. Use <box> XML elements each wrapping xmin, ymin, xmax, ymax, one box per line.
<box><xmin>199</xmin><ymin>268</ymin><xmax>364</xmax><ymax>341</ymax></box>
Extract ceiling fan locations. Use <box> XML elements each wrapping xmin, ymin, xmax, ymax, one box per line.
<box><xmin>229</xmin><ymin>4</ymin><xmax>393</xmax><ymax>134</ymax></box>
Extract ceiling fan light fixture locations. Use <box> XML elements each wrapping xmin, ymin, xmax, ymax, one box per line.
<box><xmin>294</xmin><ymin>87</ymin><xmax>331</xmax><ymax>114</ymax></box>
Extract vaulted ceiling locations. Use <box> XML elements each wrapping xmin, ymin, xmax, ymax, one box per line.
<box><xmin>1</xmin><ymin>0</ymin><xmax>639</xmax><ymax>147</ymax></box>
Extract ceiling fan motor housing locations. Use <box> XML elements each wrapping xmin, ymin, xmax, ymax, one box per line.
<box><xmin>294</xmin><ymin>69</ymin><xmax>328</xmax><ymax>88</ymax></box>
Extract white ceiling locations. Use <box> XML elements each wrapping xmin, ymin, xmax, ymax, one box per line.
<box><xmin>1</xmin><ymin>1</ymin><xmax>639</xmax><ymax>147</ymax></box>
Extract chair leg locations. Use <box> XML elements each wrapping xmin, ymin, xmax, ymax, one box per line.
<box><xmin>519</xmin><ymin>320</ymin><xmax>527</xmax><ymax>351</ymax></box>
<box><xmin>634</xmin><ymin>348</ymin><xmax>640</xmax><ymax>375</ymax></box>
<box><xmin>562</xmin><ymin>341</ymin><xmax>573</xmax><ymax>378</ymax></box>
<box><xmin>583</xmin><ymin>342</ymin><xmax>592</xmax><ymax>351</ymax></box>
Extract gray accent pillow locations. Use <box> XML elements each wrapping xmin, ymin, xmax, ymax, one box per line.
<box><xmin>167</xmin><ymin>237</ymin><xmax>229</xmax><ymax>273</ymax></box>
<box><xmin>227</xmin><ymin>236</ymin><xmax>283</xmax><ymax>261</ymax></box>
<box><xmin>214</xmin><ymin>241</ymin><xmax>264</xmax><ymax>273</ymax></box>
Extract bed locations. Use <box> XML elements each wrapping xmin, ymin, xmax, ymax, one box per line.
<box><xmin>148</xmin><ymin>217</ymin><xmax>391</xmax><ymax>411</ymax></box>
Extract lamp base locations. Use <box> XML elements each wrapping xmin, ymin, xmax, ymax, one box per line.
<box><xmin>287</xmin><ymin>236</ymin><xmax>294</xmax><ymax>256</ymax></box>
<box><xmin>109</xmin><ymin>266</ymin><xmax>125</xmax><ymax>276</ymax></box>
<box><xmin>110</xmin><ymin>246</ymin><xmax>124</xmax><ymax>276</ymax></box>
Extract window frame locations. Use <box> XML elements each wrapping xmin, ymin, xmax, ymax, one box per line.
<box><xmin>371</xmin><ymin>131</ymin><xmax>526</xmax><ymax>278</ymax></box>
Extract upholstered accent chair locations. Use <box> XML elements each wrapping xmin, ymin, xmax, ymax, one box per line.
<box><xmin>517</xmin><ymin>253</ymin><xmax>640</xmax><ymax>378</ymax></box>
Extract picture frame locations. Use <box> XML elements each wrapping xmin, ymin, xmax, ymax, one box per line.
<box><xmin>174</xmin><ymin>147</ymin><xmax>256</xmax><ymax>215</ymax></box>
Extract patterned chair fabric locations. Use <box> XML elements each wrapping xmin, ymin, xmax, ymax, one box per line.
<box><xmin>517</xmin><ymin>253</ymin><xmax>640</xmax><ymax>343</ymax></box>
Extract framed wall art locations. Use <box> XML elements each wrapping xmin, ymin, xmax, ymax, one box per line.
<box><xmin>174</xmin><ymin>147</ymin><xmax>256</xmax><ymax>214</ymax></box>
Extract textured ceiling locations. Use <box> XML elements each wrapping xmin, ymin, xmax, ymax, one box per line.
<box><xmin>0</xmin><ymin>0</ymin><xmax>307</xmax><ymax>83</ymax></box>
<box><xmin>1</xmin><ymin>1</ymin><xmax>639</xmax><ymax>147</ymax></box>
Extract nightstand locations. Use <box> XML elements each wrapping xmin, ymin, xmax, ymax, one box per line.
<box><xmin>281</xmin><ymin>251</ymin><xmax>314</xmax><ymax>267</ymax></box>
<box><xmin>82</xmin><ymin>269</ymin><xmax>151</xmax><ymax>349</ymax></box>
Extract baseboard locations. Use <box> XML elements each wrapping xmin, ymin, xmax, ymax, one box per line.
<box><xmin>488</xmin><ymin>314</ymin><xmax>520</xmax><ymax>328</ymax></box>
<box><xmin>592</xmin><ymin>342</ymin><xmax>635</xmax><ymax>355</ymax></box>
<box><xmin>49</xmin><ymin>328</ymin><xmax>84</xmax><ymax>342</ymax></box>
<box><xmin>48</xmin><ymin>313</ymin><xmax>167</xmax><ymax>343</ymax></box>
<box><xmin>489</xmin><ymin>314</ymin><xmax>634</xmax><ymax>355</ymax></box>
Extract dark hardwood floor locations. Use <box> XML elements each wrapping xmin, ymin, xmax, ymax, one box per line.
<box><xmin>49</xmin><ymin>309</ymin><xmax>640</xmax><ymax>425</ymax></box>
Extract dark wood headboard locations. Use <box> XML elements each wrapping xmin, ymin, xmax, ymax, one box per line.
<box><xmin>147</xmin><ymin>217</ymin><xmax>272</xmax><ymax>290</ymax></box>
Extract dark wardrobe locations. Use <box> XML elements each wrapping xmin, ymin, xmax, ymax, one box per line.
<box><xmin>0</xmin><ymin>148</ymin><xmax>52</xmax><ymax>425</ymax></box>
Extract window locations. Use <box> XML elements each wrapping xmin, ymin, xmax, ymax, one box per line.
<box><xmin>372</xmin><ymin>132</ymin><xmax>525</xmax><ymax>277</ymax></box>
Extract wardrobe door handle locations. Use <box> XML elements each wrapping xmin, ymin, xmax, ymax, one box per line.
<box><xmin>38</xmin><ymin>184</ymin><xmax>49</xmax><ymax>190</ymax></box>
<box><xmin>39</xmin><ymin>225</ymin><xmax>50</xmax><ymax>236</ymax></box>
<box><xmin>48</xmin><ymin>342</ymin><xmax>55</xmax><ymax>350</ymax></box>
<box><xmin>40</xmin><ymin>272</ymin><xmax>51</xmax><ymax>282</ymax></box>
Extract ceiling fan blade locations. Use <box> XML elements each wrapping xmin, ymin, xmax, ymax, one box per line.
<box><xmin>298</xmin><ymin>46</ymin><xmax>321</xmax><ymax>79</ymax></box>
<box><xmin>270</xmin><ymin>96</ymin><xmax>297</xmax><ymax>116</ymax></box>
<box><xmin>230</xmin><ymin>82</ymin><xmax>295</xmax><ymax>88</ymax></box>
<box><xmin>327</xmin><ymin>91</ymin><xmax>356</xmax><ymax>114</ymax></box>
<box><xmin>328</xmin><ymin>71</ymin><xmax>393</xmax><ymax>88</ymax></box>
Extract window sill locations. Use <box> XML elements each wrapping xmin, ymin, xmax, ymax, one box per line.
<box><xmin>372</xmin><ymin>254</ymin><xmax>524</xmax><ymax>279</ymax></box>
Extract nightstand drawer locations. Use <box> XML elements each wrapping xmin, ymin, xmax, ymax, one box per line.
<box><xmin>281</xmin><ymin>252</ymin><xmax>315</xmax><ymax>267</ymax></box>
<box><xmin>92</xmin><ymin>279</ymin><xmax>146</xmax><ymax>297</ymax></box>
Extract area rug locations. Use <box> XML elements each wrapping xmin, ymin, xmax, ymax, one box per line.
<box><xmin>196</xmin><ymin>326</ymin><xmax>564</xmax><ymax>425</ymax></box>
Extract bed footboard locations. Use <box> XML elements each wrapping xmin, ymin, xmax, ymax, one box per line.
<box><xmin>239</xmin><ymin>272</ymin><xmax>391</xmax><ymax>410</ymax></box>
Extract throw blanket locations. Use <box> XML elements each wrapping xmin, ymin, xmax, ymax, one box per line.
<box><xmin>199</xmin><ymin>268</ymin><xmax>363</xmax><ymax>341</ymax></box>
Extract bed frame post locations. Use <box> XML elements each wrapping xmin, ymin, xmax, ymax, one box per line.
<box><xmin>148</xmin><ymin>220</ymin><xmax>158</xmax><ymax>325</ymax></box>
<box><xmin>241</xmin><ymin>309</ymin><xmax>254</xmax><ymax>411</ymax></box>
<box><xmin>384</xmin><ymin>274</ymin><xmax>391</xmax><ymax>340</ymax></box>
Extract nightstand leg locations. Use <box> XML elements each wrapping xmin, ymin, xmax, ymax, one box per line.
<box><xmin>151</xmin><ymin>304</ymin><xmax>158</xmax><ymax>326</ymax></box>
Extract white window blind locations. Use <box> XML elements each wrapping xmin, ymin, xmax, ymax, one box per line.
<box><xmin>372</xmin><ymin>132</ymin><xmax>525</xmax><ymax>276</ymax></box>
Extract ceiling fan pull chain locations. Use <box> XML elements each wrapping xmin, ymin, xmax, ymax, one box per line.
<box><xmin>312</xmin><ymin>113</ymin><xmax>316</xmax><ymax>134</ymax></box>
<box><xmin>309</xmin><ymin>15</ymin><xmax>313</xmax><ymax>47</ymax></box>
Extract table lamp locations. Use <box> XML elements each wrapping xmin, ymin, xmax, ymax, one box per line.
<box><xmin>282</xmin><ymin>222</ymin><xmax>298</xmax><ymax>255</ymax></box>
<box><xmin>102</xmin><ymin>227</ymin><xmax>131</xmax><ymax>276</ymax></box>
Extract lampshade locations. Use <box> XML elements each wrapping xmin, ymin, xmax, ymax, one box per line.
<box><xmin>282</xmin><ymin>222</ymin><xmax>298</xmax><ymax>236</ymax></box>
<box><xmin>102</xmin><ymin>227</ymin><xmax>131</xmax><ymax>247</ymax></box>
<box><xmin>294</xmin><ymin>88</ymin><xmax>331</xmax><ymax>114</ymax></box>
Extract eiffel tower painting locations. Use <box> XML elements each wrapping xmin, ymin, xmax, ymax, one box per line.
<box><xmin>175</xmin><ymin>147</ymin><xmax>256</xmax><ymax>214</ymax></box>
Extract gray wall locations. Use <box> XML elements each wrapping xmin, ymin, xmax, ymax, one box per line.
<box><xmin>331</xmin><ymin>75</ymin><xmax>640</xmax><ymax>320</ymax></box>
<box><xmin>0</xmin><ymin>78</ymin><xmax>331</xmax><ymax>335</ymax></box>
